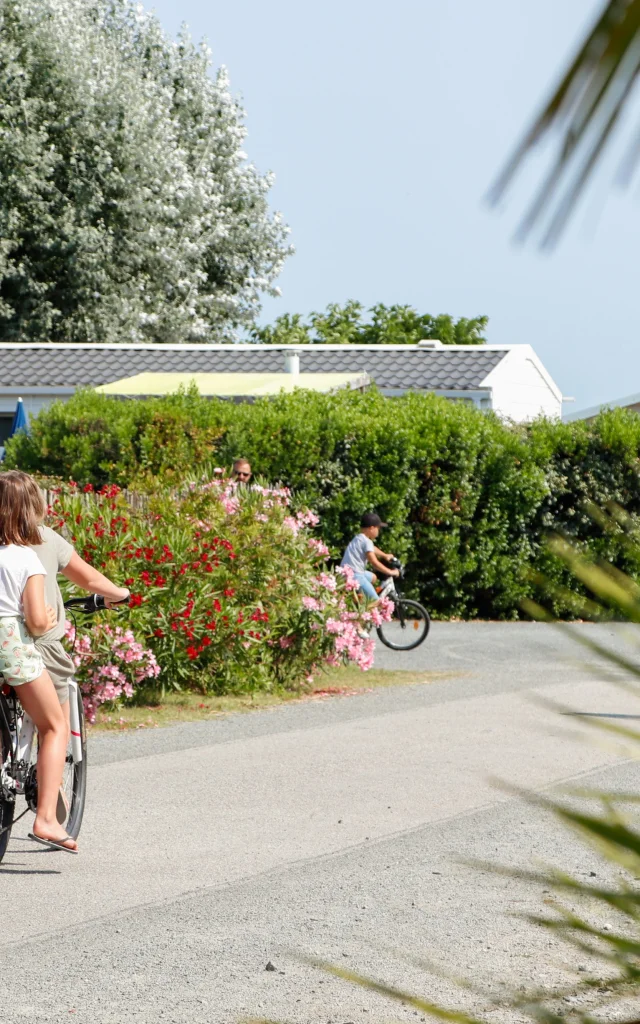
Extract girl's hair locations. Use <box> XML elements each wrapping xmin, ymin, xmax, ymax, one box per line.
<box><xmin>0</xmin><ymin>471</ymin><xmax>45</xmax><ymax>546</ymax></box>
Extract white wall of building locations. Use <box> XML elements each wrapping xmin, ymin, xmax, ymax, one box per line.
<box><xmin>481</xmin><ymin>346</ymin><xmax>562</xmax><ymax>422</ymax></box>
<box><xmin>0</xmin><ymin>392</ymin><xmax>72</xmax><ymax>419</ymax></box>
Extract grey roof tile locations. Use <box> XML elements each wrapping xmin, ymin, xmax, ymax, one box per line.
<box><xmin>0</xmin><ymin>345</ymin><xmax>507</xmax><ymax>391</ymax></box>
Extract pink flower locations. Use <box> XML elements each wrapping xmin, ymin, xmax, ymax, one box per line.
<box><xmin>336</xmin><ymin>565</ymin><xmax>359</xmax><ymax>591</ymax></box>
<box><xmin>308</xmin><ymin>538</ymin><xmax>330</xmax><ymax>557</ymax></box>
<box><xmin>279</xmin><ymin>636</ymin><xmax>294</xmax><ymax>649</ymax></box>
<box><xmin>302</xmin><ymin>596</ymin><xmax>322</xmax><ymax>612</ymax></box>
<box><xmin>296</xmin><ymin>509</ymin><xmax>320</xmax><ymax>527</ymax></box>
<box><xmin>325</xmin><ymin>618</ymin><xmax>343</xmax><ymax>634</ymax></box>
<box><xmin>317</xmin><ymin>572</ymin><xmax>337</xmax><ymax>591</ymax></box>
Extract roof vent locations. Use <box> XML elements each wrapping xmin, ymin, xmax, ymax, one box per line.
<box><xmin>417</xmin><ymin>339</ymin><xmax>444</xmax><ymax>349</ymax></box>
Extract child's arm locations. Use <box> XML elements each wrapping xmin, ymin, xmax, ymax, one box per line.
<box><xmin>23</xmin><ymin>575</ymin><xmax>57</xmax><ymax>636</ymax></box>
<box><xmin>366</xmin><ymin>550</ymin><xmax>399</xmax><ymax>576</ymax></box>
<box><xmin>61</xmin><ymin>553</ymin><xmax>130</xmax><ymax>608</ymax></box>
<box><xmin>373</xmin><ymin>545</ymin><xmax>395</xmax><ymax>561</ymax></box>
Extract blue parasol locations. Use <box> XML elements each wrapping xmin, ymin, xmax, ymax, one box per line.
<box><xmin>9</xmin><ymin>397</ymin><xmax>29</xmax><ymax>437</ymax></box>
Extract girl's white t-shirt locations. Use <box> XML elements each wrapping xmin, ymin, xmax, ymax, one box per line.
<box><xmin>0</xmin><ymin>544</ymin><xmax>47</xmax><ymax>618</ymax></box>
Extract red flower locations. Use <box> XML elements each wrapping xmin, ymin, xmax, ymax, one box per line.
<box><xmin>201</xmin><ymin>636</ymin><xmax>211</xmax><ymax>647</ymax></box>
<box><xmin>129</xmin><ymin>594</ymin><xmax>143</xmax><ymax>607</ymax></box>
<box><xmin>212</xmin><ymin>599</ymin><xmax>222</xmax><ymax>613</ymax></box>
<box><xmin>83</xmin><ymin>483</ymin><xmax>94</xmax><ymax>493</ymax></box>
<box><xmin>223</xmin><ymin>588</ymin><xmax>235</xmax><ymax>597</ymax></box>
<box><xmin>154</xmin><ymin>629</ymin><xmax>165</xmax><ymax>638</ymax></box>
<box><xmin>186</xmin><ymin>645</ymin><xmax>199</xmax><ymax>660</ymax></box>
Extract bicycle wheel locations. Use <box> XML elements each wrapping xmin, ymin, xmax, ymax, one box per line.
<box><xmin>376</xmin><ymin>598</ymin><xmax>430</xmax><ymax>651</ymax></box>
<box><xmin>63</xmin><ymin>686</ymin><xmax>87</xmax><ymax>840</ymax></box>
<box><xmin>0</xmin><ymin>696</ymin><xmax>15</xmax><ymax>863</ymax></box>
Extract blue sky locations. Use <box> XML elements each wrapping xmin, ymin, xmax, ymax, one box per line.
<box><xmin>150</xmin><ymin>0</ymin><xmax>639</xmax><ymax>411</ymax></box>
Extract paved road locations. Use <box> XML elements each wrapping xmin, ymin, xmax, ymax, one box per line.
<box><xmin>1</xmin><ymin>622</ymin><xmax>640</xmax><ymax>1024</ymax></box>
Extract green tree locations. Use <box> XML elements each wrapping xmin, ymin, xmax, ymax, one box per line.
<box><xmin>251</xmin><ymin>302</ymin><xmax>488</xmax><ymax>345</ymax></box>
<box><xmin>0</xmin><ymin>0</ymin><xmax>291</xmax><ymax>343</ymax></box>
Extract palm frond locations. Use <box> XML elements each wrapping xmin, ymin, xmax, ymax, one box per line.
<box><xmin>489</xmin><ymin>0</ymin><xmax>640</xmax><ymax>245</ymax></box>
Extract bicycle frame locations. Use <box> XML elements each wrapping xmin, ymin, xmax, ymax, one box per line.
<box><xmin>378</xmin><ymin>575</ymin><xmax>400</xmax><ymax>603</ymax></box>
<box><xmin>4</xmin><ymin>679</ymin><xmax>83</xmax><ymax>797</ymax></box>
<box><xmin>67</xmin><ymin>681</ymin><xmax>83</xmax><ymax>763</ymax></box>
<box><xmin>18</xmin><ymin>680</ymin><xmax>82</xmax><ymax>759</ymax></box>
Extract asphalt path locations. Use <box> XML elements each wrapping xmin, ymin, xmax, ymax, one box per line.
<box><xmin>1</xmin><ymin>622</ymin><xmax>640</xmax><ymax>1024</ymax></box>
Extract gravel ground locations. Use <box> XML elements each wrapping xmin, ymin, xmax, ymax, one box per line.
<box><xmin>1</xmin><ymin>622</ymin><xmax>639</xmax><ymax>1024</ymax></box>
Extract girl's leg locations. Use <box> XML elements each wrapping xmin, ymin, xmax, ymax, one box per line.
<box><xmin>18</xmin><ymin>671</ymin><xmax>78</xmax><ymax>849</ymax></box>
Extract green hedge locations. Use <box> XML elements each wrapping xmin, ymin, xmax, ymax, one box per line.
<box><xmin>7</xmin><ymin>387</ymin><xmax>640</xmax><ymax>618</ymax></box>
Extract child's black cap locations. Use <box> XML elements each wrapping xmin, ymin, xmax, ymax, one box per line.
<box><xmin>361</xmin><ymin>512</ymin><xmax>387</xmax><ymax>528</ymax></box>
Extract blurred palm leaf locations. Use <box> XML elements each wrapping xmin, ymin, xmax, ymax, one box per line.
<box><xmin>489</xmin><ymin>0</ymin><xmax>640</xmax><ymax>245</ymax></box>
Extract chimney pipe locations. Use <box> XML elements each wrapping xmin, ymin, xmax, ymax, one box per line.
<box><xmin>284</xmin><ymin>349</ymin><xmax>300</xmax><ymax>375</ymax></box>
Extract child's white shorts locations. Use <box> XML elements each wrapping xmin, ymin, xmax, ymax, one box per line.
<box><xmin>0</xmin><ymin>616</ymin><xmax>45</xmax><ymax>686</ymax></box>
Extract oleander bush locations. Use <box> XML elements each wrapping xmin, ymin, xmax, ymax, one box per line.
<box><xmin>51</xmin><ymin>477</ymin><xmax>390</xmax><ymax>698</ymax></box>
<box><xmin>10</xmin><ymin>386</ymin><xmax>640</xmax><ymax>618</ymax></box>
<box><xmin>64</xmin><ymin>619</ymin><xmax>160</xmax><ymax>722</ymax></box>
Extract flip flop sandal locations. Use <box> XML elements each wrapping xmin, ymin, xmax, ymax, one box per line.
<box><xmin>56</xmin><ymin>786</ymin><xmax>70</xmax><ymax>825</ymax></box>
<box><xmin>28</xmin><ymin>832</ymin><xmax>78</xmax><ymax>854</ymax></box>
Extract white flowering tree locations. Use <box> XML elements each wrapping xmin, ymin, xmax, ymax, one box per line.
<box><xmin>0</xmin><ymin>0</ymin><xmax>291</xmax><ymax>342</ymax></box>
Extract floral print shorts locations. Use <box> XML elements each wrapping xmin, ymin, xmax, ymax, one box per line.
<box><xmin>0</xmin><ymin>616</ymin><xmax>45</xmax><ymax>687</ymax></box>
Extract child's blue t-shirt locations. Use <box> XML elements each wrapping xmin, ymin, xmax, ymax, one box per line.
<box><xmin>341</xmin><ymin>533</ymin><xmax>374</xmax><ymax>574</ymax></box>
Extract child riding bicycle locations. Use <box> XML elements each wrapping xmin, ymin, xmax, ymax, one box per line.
<box><xmin>340</xmin><ymin>512</ymin><xmax>399</xmax><ymax>604</ymax></box>
<box><xmin>0</xmin><ymin>473</ymin><xmax>76</xmax><ymax>852</ymax></box>
<box><xmin>1</xmin><ymin>471</ymin><xmax>129</xmax><ymax>854</ymax></box>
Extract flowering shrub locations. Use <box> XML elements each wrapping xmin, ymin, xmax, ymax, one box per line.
<box><xmin>64</xmin><ymin>620</ymin><xmax>160</xmax><ymax>722</ymax></box>
<box><xmin>48</xmin><ymin>476</ymin><xmax>390</xmax><ymax>696</ymax></box>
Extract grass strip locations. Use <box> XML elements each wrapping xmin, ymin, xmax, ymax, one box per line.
<box><xmin>92</xmin><ymin>667</ymin><xmax>460</xmax><ymax>731</ymax></box>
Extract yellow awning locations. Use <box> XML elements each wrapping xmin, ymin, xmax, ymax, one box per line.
<box><xmin>95</xmin><ymin>371</ymin><xmax>369</xmax><ymax>397</ymax></box>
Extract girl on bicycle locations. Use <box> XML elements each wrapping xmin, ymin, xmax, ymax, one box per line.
<box><xmin>0</xmin><ymin>472</ymin><xmax>77</xmax><ymax>853</ymax></box>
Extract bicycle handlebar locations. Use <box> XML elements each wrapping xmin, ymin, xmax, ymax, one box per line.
<box><xmin>377</xmin><ymin>557</ymin><xmax>405</xmax><ymax>581</ymax></box>
<box><xmin>63</xmin><ymin>594</ymin><xmax>130</xmax><ymax>613</ymax></box>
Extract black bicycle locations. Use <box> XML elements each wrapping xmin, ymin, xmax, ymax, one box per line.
<box><xmin>0</xmin><ymin>594</ymin><xmax>120</xmax><ymax>863</ymax></box>
<box><xmin>375</xmin><ymin>559</ymin><xmax>431</xmax><ymax>651</ymax></box>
